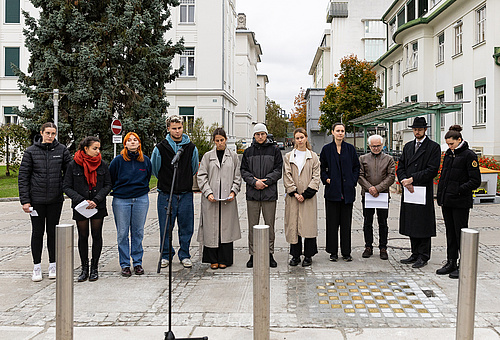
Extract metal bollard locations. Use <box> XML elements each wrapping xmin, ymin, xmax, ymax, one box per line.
<box><xmin>253</xmin><ymin>225</ymin><xmax>270</xmax><ymax>340</ymax></box>
<box><xmin>456</xmin><ymin>228</ymin><xmax>479</xmax><ymax>340</ymax></box>
<box><xmin>56</xmin><ymin>224</ymin><xmax>74</xmax><ymax>340</ymax></box>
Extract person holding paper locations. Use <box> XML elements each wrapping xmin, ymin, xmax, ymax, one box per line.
<box><xmin>436</xmin><ymin>125</ymin><xmax>480</xmax><ymax>279</ymax></box>
<box><xmin>197</xmin><ymin>128</ymin><xmax>241</xmax><ymax>269</ymax></box>
<box><xmin>64</xmin><ymin>136</ymin><xmax>112</xmax><ymax>282</ymax></box>
<box><xmin>320</xmin><ymin>122</ymin><xmax>360</xmax><ymax>262</ymax></box>
<box><xmin>397</xmin><ymin>117</ymin><xmax>441</xmax><ymax>269</ymax></box>
<box><xmin>283</xmin><ymin>128</ymin><xmax>321</xmax><ymax>267</ymax></box>
<box><xmin>358</xmin><ymin>135</ymin><xmax>395</xmax><ymax>260</ymax></box>
<box><xmin>109</xmin><ymin>132</ymin><xmax>152</xmax><ymax>277</ymax></box>
<box><xmin>18</xmin><ymin>122</ymin><xmax>72</xmax><ymax>282</ymax></box>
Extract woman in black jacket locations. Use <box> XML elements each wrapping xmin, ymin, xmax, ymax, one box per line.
<box><xmin>18</xmin><ymin>122</ymin><xmax>72</xmax><ymax>282</ymax></box>
<box><xmin>436</xmin><ymin>125</ymin><xmax>481</xmax><ymax>279</ymax></box>
<box><xmin>63</xmin><ymin>136</ymin><xmax>111</xmax><ymax>282</ymax></box>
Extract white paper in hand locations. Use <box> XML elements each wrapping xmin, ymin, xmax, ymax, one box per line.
<box><xmin>403</xmin><ymin>186</ymin><xmax>426</xmax><ymax>205</ymax></box>
<box><xmin>365</xmin><ymin>192</ymin><xmax>389</xmax><ymax>209</ymax></box>
<box><xmin>75</xmin><ymin>200</ymin><xmax>98</xmax><ymax>218</ymax></box>
<box><xmin>29</xmin><ymin>207</ymin><xmax>39</xmax><ymax>217</ymax></box>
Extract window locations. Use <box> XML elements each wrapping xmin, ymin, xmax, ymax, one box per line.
<box><xmin>406</xmin><ymin>41</ymin><xmax>418</xmax><ymax>70</ymax></box>
<box><xmin>3</xmin><ymin>106</ymin><xmax>18</xmax><ymax>125</ymax></box>
<box><xmin>437</xmin><ymin>93</ymin><xmax>445</xmax><ymax>127</ymax></box>
<box><xmin>389</xmin><ymin>66</ymin><xmax>393</xmax><ymax>87</ymax></box>
<box><xmin>437</xmin><ymin>33</ymin><xmax>444</xmax><ymax>63</ymax></box>
<box><xmin>431</xmin><ymin>0</ymin><xmax>442</xmax><ymax>8</ymax></box>
<box><xmin>407</xmin><ymin>0</ymin><xmax>416</xmax><ymax>22</ymax></box>
<box><xmin>179</xmin><ymin>107</ymin><xmax>194</xmax><ymax>132</ymax></box>
<box><xmin>454</xmin><ymin>88</ymin><xmax>463</xmax><ymax>125</ymax></box>
<box><xmin>412</xmin><ymin>42</ymin><xmax>418</xmax><ymax>68</ymax></box>
<box><xmin>397</xmin><ymin>8</ymin><xmax>405</xmax><ymax>28</ymax></box>
<box><xmin>5</xmin><ymin>0</ymin><xmax>20</xmax><ymax>23</ymax></box>
<box><xmin>180</xmin><ymin>0</ymin><xmax>195</xmax><ymax>23</ymax></box>
<box><xmin>364</xmin><ymin>20</ymin><xmax>384</xmax><ymax>35</ymax></box>
<box><xmin>389</xmin><ymin>18</ymin><xmax>396</xmax><ymax>45</ymax></box>
<box><xmin>364</xmin><ymin>39</ymin><xmax>385</xmax><ymax>61</ymax></box>
<box><xmin>418</xmin><ymin>0</ymin><xmax>428</xmax><ymax>17</ymax></box>
<box><xmin>411</xmin><ymin>94</ymin><xmax>418</xmax><ymax>102</ymax></box>
<box><xmin>475</xmin><ymin>79</ymin><xmax>486</xmax><ymax>125</ymax></box>
<box><xmin>180</xmin><ymin>47</ymin><xmax>194</xmax><ymax>77</ymax></box>
<box><xmin>380</xmin><ymin>71</ymin><xmax>385</xmax><ymax>90</ymax></box>
<box><xmin>4</xmin><ymin>47</ymin><xmax>20</xmax><ymax>76</ymax></box>
<box><xmin>454</xmin><ymin>21</ymin><xmax>463</xmax><ymax>55</ymax></box>
<box><xmin>476</xmin><ymin>5</ymin><xmax>486</xmax><ymax>44</ymax></box>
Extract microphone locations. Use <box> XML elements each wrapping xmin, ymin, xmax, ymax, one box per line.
<box><xmin>171</xmin><ymin>147</ymin><xmax>184</xmax><ymax>165</ymax></box>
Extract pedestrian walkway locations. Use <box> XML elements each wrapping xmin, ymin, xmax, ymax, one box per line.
<box><xmin>0</xmin><ymin>182</ymin><xmax>499</xmax><ymax>339</ymax></box>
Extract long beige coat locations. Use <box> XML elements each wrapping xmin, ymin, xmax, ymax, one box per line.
<box><xmin>197</xmin><ymin>148</ymin><xmax>241</xmax><ymax>248</ymax></box>
<box><xmin>283</xmin><ymin>149</ymin><xmax>321</xmax><ymax>244</ymax></box>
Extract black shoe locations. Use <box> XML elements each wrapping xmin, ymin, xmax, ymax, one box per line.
<box><xmin>449</xmin><ymin>268</ymin><xmax>459</xmax><ymax>279</ymax></box>
<box><xmin>89</xmin><ymin>258</ymin><xmax>99</xmax><ymax>281</ymax></box>
<box><xmin>302</xmin><ymin>257</ymin><xmax>312</xmax><ymax>267</ymax></box>
<box><xmin>342</xmin><ymin>255</ymin><xmax>353</xmax><ymax>262</ymax></box>
<box><xmin>269</xmin><ymin>254</ymin><xmax>277</xmax><ymax>268</ymax></box>
<box><xmin>436</xmin><ymin>259</ymin><xmax>457</xmax><ymax>275</ymax></box>
<box><xmin>121</xmin><ymin>267</ymin><xmax>132</xmax><ymax>277</ymax></box>
<box><xmin>246</xmin><ymin>255</ymin><xmax>253</xmax><ymax>268</ymax></box>
<box><xmin>329</xmin><ymin>254</ymin><xmax>338</xmax><ymax>262</ymax></box>
<box><xmin>289</xmin><ymin>257</ymin><xmax>300</xmax><ymax>266</ymax></box>
<box><xmin>78</xmin><ymin>259</ymin><xmax>89</xmax><ymax>282</ymax></box>
<box><xmin>134</xmin><ymin>265</ymin><xmax>145</xmax><ymax>275</ymax></box>
<box><xmin>412</xmin><ymin>258</ymin><xmax>428</xmax><ymax>269</ymax></box>
<box><xmin>380</xmin><ymin>248</ymin><xmax>388</xmax><ymax>260</ymax></box>
<box><xmin>400</xmin><ymin>255</ymin><xmax>418</xmax><ymax>264</ymax></box>
<box><xmin>362</xmin><ymin>247</ymin><xmax>373</xmax><ymax>258</ymax></box>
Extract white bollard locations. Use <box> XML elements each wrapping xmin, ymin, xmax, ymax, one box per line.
<box><xmin>253</xmin><ymin>225</ymin><xmax>270</xmax><ymax>340</ymax></box>
<box><xmin>56</xmin><ymin>224</ymin><xmax>74</xmax><ymax>340</ymax></box>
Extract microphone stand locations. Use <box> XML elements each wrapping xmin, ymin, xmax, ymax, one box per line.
<box><xmin>157</xmin><ymin>153</ymin><xmax>207</xmax><ymax>340</ymax></box>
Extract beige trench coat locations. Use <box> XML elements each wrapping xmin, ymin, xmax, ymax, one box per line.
<box><xmin>197</xmin><ymin>148</ymin><xmax>241</xmax><ymax>248</ymax></box>
<box><xmin>283</xmin><ymin>149</ymin><xmax>321</xmax><ymax>244</ymax></box>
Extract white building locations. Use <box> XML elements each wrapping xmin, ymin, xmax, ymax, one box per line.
<box><xmin>372</xmin><ymin>0</ymin><xmax>500</xmax><ymax>158</ymax></box>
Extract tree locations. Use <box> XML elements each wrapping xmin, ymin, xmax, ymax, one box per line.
<box><xmin>290</xmin><ymin>88</ymin><xmax>307</xmax><ymax>128</ymax></box>
<box><xmin>319</xmin><ymin>54</ymin><xmax>383</xmax><ymax>133</ymax></box>
<box><xmin>0</xmin><ymin>123</ymin><xmax>31</xmax><ymax>176</ymax></box>
<box><xmin>187</xmin><ymin>117</ymin><xmax>217</xmax><ymax>161</ymax></box>
<box><xmin>265</xmin><ymin>98</ymin><xmax>287</xmax><ymax>138</ymax></box>
<box><xmin>16</xmin><ymin>0</ymin><xmax>184</xmax><ymax>160</ymax></box>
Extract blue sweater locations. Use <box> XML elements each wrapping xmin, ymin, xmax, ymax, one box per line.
<box><xmin>109</xmin><ymin>152</ymin><xmax>152</xmax><ymax>199</ymax></box>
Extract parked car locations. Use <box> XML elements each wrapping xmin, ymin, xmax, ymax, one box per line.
<box><xmin>277</xmin><ymin>142</ymin><xmax>285</xmax><ymax>150</ymax></box>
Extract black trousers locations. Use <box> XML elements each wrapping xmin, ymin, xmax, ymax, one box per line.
<box><xmin>410</xmin><ymin>237</ymin><xmax>431</xmax><ymax>261</ymax></box>
<box><xmin>441</xmin><ymin>206</ymin><xmax>470</xmax><ymax>260</ymax></box>
<box><xmin>325</xmin><ymin>200</ymin><xmax>353</xmax><ymax>257</ymax></box>
<box><xmin>290</xmin><ymin>236</ymin><xmax>318</xmax><ymax>258</ymax></box>
<box><xmin>362</xmin><ymin>202</ymin><xmax>389</xmax><ymax>249</ymax></box>
<box><xmin>202</xmin><ymin>243</ymin><xmax>234</xmax><ymax>266</ymax></box>
<box><xmin>30</xmin><ymin>202</ymin><xmax>63</xmax><ymax>264</ymax></box>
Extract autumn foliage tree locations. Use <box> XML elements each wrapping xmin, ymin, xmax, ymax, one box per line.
<box><xmin>265</xmin><ymin>98</ymin><xmax>287</xmax><ymax>138</ymax></box>
<box><xmin>319</xmin><ymin>55</ymin><xmax>382</xmax><ymax>133</ymax></box>
<box><xmin>290</xmin><ymin>88</ymin><xmax>307</xmax><ymax>128</ymax></box>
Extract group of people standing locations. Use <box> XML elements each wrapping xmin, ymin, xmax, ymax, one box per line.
<box><xmin>18</xmin><ymin>115</ymin><xmax>480</xmax><ymax>282</ymax></box>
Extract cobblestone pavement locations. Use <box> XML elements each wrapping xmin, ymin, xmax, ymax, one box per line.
<box><xmin>0</xmin><ymin>181</ymin><xmax>500</xmax><ymax>338</ymax></box>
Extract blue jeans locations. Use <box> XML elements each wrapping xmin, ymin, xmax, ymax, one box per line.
<box><xmin>112</xmin><ymin>194</ymin><xmax>149</xmax><ymax>268</ymax></box>
<box><xmin>157</xmin><ymin>191</ymin><xmax>194</xmax><ymax>261</ymax></box>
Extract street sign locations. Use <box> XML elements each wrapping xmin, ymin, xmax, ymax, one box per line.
<box><xmin>112</xmin><ymin>135</ymin><xmax>122</xmax><ymax>144</ymax></box>
<box><xmin>111</xmin><ymin>119</ymin><xmax>122</xmax><ymax>135</ymax></box>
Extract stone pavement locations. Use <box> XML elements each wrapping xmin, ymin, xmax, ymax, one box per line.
<box><xmin>1</xmin><ymin>181</ymin><xmax>500</xmax><ymax>339</ymax></box>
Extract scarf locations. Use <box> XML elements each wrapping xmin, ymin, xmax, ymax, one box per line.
<box><xmin>74</xmin><ymin>150</ymin><xmax>102</xmax><ymax>189</ymax></box>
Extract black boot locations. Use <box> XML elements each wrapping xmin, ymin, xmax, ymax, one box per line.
<box><xmin>89</xmin><ymin>258</ymin><xmax>99</xmax><ymax>281</ymax></box>
<box><xmin>436</xmin><ymin>259</ymin><xmax>457</xmax><ymax>275</ymax></box>
<box><xmin>78</xmin><ymin>259</ymin><xmax>89</xmax><ymax>282</ymax></box>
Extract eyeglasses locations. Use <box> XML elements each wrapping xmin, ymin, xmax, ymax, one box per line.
<box><xmin>370</xmin><ymin>145</ymin><xmax>382</xmax><ymax>148</ymax></box>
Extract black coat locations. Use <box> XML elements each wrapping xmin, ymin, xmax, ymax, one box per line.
<box><xmin>18</xmin><ymin>137</ymin><xmax>72</xmax><ymax>205</ymax></box>
<box><xmin>63</xmin><ymin>160</ymin><xmax>112</xmax><ymax>210</ymax></box>
<box><xmin>397</xmin><ymin>137</ymin><xmax>441</xmax><ymax>238</ymax></box>
<box><xmin>320</xmin><ymin>141</ymin><xmax>360</xmax><ymax>204</ymax></box>
<box><xmin>437</xmin><ymin>141</ymin><xmax>481</xmax><ymax>209</ymax></box>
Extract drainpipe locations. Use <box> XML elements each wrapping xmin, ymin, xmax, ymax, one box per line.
<box><xmin>221</xmin><ymin>0</ymin><xmax>226</xmax><ymax>128</ymax></box>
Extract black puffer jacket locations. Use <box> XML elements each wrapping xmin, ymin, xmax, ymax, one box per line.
<box><xmin>18</xmin><ymin>136</ymin><xmax>72</xmax><ymax>205</ymax></box>
<box><xmin>63</xmin><ymin>160</ymin><xmax>112</xmax><ymax>210</ymax></box>
<box><xmin>437</xmin><ymin>141</ymin><xmax>481</xmax><ymax>209</ymax></box>
<box><xmin>240</xmin><ymin>138</ymin><xmax>283</xmax><ymax>201</ymax></box>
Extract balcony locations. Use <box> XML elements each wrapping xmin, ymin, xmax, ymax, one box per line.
<box><xmin>327</xmin><ymin>2</ymin><xmax>348</xmax><ymax>23</ymax></box>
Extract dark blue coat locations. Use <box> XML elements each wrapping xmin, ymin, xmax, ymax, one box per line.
<box><xmin>320</xmin><ymin>141</ymin><xmax>360</xmax><ymax>204</ymax></box>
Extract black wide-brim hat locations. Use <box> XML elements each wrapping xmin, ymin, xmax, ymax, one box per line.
<box><xmin>409</xmin><ymin>117</ymin><xmax>429</xmax><ymax>128</ymax></box>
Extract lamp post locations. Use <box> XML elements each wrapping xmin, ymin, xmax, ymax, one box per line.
<box><xmin>53</xmin><ymin>89</ymin><xmax>59</xmax><ymax>140</ymax></box>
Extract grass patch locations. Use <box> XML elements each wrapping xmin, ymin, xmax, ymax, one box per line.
<box><xmin>149</xmin><ymin>176</ymin><xmax>157</xmax><ymax>190</ymax></box>
<box><xmin>0</xmin><ymin>166</ymin><xmax>19</xmax><ymax>198</ymax></box>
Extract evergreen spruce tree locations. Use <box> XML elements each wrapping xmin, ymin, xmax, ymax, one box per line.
<box><xmin>16</xmin><ymin>0</ymin><xmax>184</xmax><ymax>158</ymax></box>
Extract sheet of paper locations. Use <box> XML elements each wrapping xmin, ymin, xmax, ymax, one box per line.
<box><xmin>365</xmin><ymin>192</ymin><xmax>389</xmax><ymax>209</ymax></box>
<box><xmin>75</xmin><ymin>200</ymin><xmax>98</xmax><ymax>218</ymax></box>
<box><xmin>403</xmin><ymin>186</ymin><xmax>426</xmax><ymax>205</ymax></box>
<box><xmin>29</xmin><ymin>207</ymin><xmax>38</xmax><ymax>217</ymax></box>
<box><xmin>215</xmin><ymin>196</ymin><xmax>231</xmax><ymax>202</ymax></box>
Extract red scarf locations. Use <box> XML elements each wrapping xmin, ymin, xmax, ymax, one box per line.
<box><xmin>74</xmin><ymin>150</ymin><xmax>102</xmax><ymax>189</ymax></box>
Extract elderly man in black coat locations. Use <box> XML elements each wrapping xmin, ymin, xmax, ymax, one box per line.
<box><xmin>397</xmin><ymin>117</ymin><xmax>441</xmax><ymax>268</ymax></box>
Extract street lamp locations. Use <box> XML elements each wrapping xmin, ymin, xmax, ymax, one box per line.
<box><xmin>53</xmin><ymin>89</ymin><xmax>59</xmax><ymax>139</ymax></box>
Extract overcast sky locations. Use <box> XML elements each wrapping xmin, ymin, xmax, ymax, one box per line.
<box><xmin>236</xmin><ymin>0</ymin><xmax>330</xmax><ymax>115</ymax></box>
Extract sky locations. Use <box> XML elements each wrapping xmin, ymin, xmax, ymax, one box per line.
<box><xmin>236</xmin><ymin>0</ymin><xmax>330</xmax><ymax>115</ymax></box>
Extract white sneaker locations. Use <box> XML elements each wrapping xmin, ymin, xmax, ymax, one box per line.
<box><xmin>32</xmin><ymin>265</ymin><xmax>42</xmax><ymax>282</ymax></box>
<box><xmin>48</xmin><ymin>263</ymin><xmax>56</xmax><ymax>279</ymax></box>
<box><xmin>181</xmin><ymin>258</ymin><xmax>192</xmax><ymax>268</ymax></box>
<box><xmin>161</xmin><ymin>259</ymin><xmax>170</xmax><ymax>268</ymax></box>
